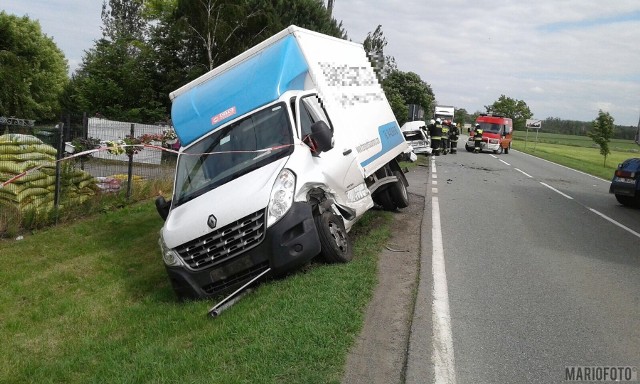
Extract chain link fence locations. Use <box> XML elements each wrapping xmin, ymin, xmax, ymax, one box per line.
<box><xmin>0</xmin><ymin>114</ymin><xmax>177</xmax><ymax>236</ymax></box>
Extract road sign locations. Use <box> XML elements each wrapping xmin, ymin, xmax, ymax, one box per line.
<box><xmin>526</xmin><ymin>119</ymin><xmax>542</xmax><ymax>129</ymax></box>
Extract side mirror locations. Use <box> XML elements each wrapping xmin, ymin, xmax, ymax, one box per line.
<box><xmin>310</xmin><ymin>121</ymin><xmax>334</xmax><ymax>153</ymax></box>
<box><xmin>155</xmin><ymin>196</ymin><xmax>171</xmax><ymax>221</ymax></box>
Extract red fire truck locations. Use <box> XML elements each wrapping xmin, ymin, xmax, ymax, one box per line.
<box><xmin>465</xmin><ymin>113</ymin><xmax>513</xmax><ymax>154</ymax></box>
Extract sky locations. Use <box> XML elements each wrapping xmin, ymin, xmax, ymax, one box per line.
<box><xmin>2</xmin><ymin>0</ymin><xmax>640</xmax><ymax>126</ymax></box>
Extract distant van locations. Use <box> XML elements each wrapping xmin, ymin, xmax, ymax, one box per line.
<box><xmin>465</xmin><ymin>114</ymin><xmax>513</xmax><ymax>154</ymax></box>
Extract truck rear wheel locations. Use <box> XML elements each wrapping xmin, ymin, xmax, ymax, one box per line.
<box><xmin>388</xmin><ymin>170</ymin><xmax>409</xmax><ymax>208</ymax></box>
<box><xmin>314</xmin><ymin>212</ymin><xmax>352</xmax><ymax>263</ymax></box>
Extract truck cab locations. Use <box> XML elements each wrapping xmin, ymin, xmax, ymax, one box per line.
<box><xmin>465</xmin><ymin>114</ymin><xmax>513</xmax><ymax>154</ymax></box>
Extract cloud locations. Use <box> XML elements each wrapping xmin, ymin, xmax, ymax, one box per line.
<box><xmin>333</xmin><ymin>0</ymin><xmax>640</xmax><ymax>125</ymax></box>
<box><xmin>3</xmin><ymin>0</ymin><xmax>639</xmax><ymax>125</ymax></box>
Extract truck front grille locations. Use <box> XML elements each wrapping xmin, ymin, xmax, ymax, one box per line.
<box><xmin>175</xmin><ymin>210</ymin><xmax>266</xmax><ymax>270</ymax></box>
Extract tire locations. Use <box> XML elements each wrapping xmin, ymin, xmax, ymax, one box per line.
<box><xmin>495</xmin><ymin>146</ymin><xmax>503</xmax><ymax>155</ymax></box>
<box><xmin>465</xmin><ymin>144</ymin><xmax>473</xmax><ymax>152</ymax></box>
<box><xmin>388</xmin><ymin>170</ymin><xmax>409</xmax><ymax>208</ymax></box>
<box><xmin>314</xmin><ymin>212</ymin><xmax>352</xmax><ymax>263</ymax></box>
<box><xmin>615</xmin><ymin>193</ymin><xmax>639</xmax><ymax>208</ymax></box>
<box><xmin>375</xmin><ymin>189</ymin><xmax>397</xmax><ymax>211</ymax></box>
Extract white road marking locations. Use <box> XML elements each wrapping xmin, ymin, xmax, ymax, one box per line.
<box><xmin>509</xmin><ymin>155</ymin><xmax>639</xmax><ymax>239</ymax></box>
<box><xmin>432</xmin><ymin>196</ymin><xmax>457</xmax><ymax>384</ymax></box>
<box><xmin>489</xmin><ymin>154</ymin><xmax>497</xmax><ymax>158</ymax></box>
<box><xmin>588</xmin><ymin>208</ymin><xmax>640</xmax><ymax>239</ymax></box>
<box><xmin>514</xmin><ymin>168</ymin><xmax>533</xmax><ymax>178</ymax></box>
<box><xmin>433</xmin><ymin>174</ymin><xmax>438</xmax><ymax>179</ymax></box>
<box><xmin>499</xmin><ymin>159</ymin><xmax>511</xmax><ymax>166</ymax></box>
<box><xmin>433</xmin><ymin>180</ymin><xmax>438</xmax><ymax>185</ymax></box>
<box><xmin>432</xmin><ymin>188</ymin><xmax>438</xmax><ymax>194</ymax></box>
<box><xmin>515</xmin><ymin>150</ymin><xmax>609</xmax><ymax>182</ymax></box>
<box><xmin>540</xmin><ymin>182</ymin><xmax>574</xmax><ymax>199</ymax></box>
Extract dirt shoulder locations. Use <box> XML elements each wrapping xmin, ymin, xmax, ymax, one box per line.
<box><xmin>341</xmin><ymin>170</ymin><xmax>426</xmax><ymax>384</ymax></box>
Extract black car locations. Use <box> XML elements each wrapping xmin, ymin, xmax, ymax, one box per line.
<box><xmin>609</xmin><ymin>157</ymin><xmax>640</xmax><ymax>207</ymax></box>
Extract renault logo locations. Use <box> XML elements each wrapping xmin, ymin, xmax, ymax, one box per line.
<box><xmin>207</xmin><ymin>214</ymin><xmax>217</xmax><ymax>229</ymax></box>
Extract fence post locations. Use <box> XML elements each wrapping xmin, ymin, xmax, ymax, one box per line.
<box><xmin>54</xmin><ymin>122</ymin><xmax>65</xmax><ymax>221</ymax></box>
<box><xmin>82</xmin><ymin>112</ymin><xmax>88</xmax><ymax>139</ymax></box>
<box><xmin>127</xmin><ymin>123</ymin><xmax>134</xmax><ymax>199</ymax></box>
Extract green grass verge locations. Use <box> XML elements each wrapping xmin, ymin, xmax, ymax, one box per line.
<box><xmin>515</xmin><ymin>131</ymin><xmax>640</xmax><ymax>153</ymax></box>
<box><xmin>0</xmin><ymin>202</ymin><xmax>392</xmax><ymax>384</ymax></box>
<box><xmin>512</xmin><ymin>132</ymin><xmax>640</xmax><ymax>180</ymax></box>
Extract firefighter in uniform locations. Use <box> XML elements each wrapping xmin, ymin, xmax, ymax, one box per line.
<box><xmin>441</xmin><ymin>120</ymin><xmax>450</xmax><ymax>155</ymax></box>
<box><xmin>473</xmin><ymin>123</ymin><xmax>483</xmax><ymax>153</ymax></box>
<box><xmin>432</xmin><ymin>118</ymin><xmax>443</xmax><ymax>155</ymax></box>
<box><xmin>450</xmin><ymin>122</ymin><xmax>460</xmax><ymax>154</ymax></box>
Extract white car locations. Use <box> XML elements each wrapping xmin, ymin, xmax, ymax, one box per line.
<box><xmin>400</xmin><ymin>121</ymin><xmax>432</xmax><ymax>156</ymax></box>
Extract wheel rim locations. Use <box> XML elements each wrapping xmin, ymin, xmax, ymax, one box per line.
<box><xmin>328</xmin><ymin>221</ymin><xmax>348</xmax><ymax>252</ymax></box>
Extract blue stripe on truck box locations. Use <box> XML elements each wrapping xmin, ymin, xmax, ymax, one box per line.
<box><xmin>171</xmin><ymin>35</ymin><xmax>309</xmax><ymax>146</ymax></box>
<box><xmin>360</xmin><ymin>121</ymin><xmax>404</xmax><ymax>167</ymax></box>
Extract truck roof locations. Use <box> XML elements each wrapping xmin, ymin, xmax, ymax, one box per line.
<box><xmin>476</xmin><ymin>114</ymin><xmax>512</xmax><ymax>124</ymax></box>
<box><xmin>170</xmin><ymin>27</ymin><xmax>312</xmax><ymax>146</ymax></box>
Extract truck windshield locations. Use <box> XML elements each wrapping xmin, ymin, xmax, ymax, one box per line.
<box><xmin>173</xmin><ymin>103</ymin><xmax>294</xmax><ymax>206</ymax></box>
<box><xmin>478</xmin><ymin>122</ymin><xmax>503</xmax><ymax>134</ymax></box>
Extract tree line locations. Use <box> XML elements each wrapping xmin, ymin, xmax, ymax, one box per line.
<box><xmin>537</xmin><ymin>117</ymin><xmax>637</xmax><ymax>140</ymax></box>
<box><xmin>1</xmin><ymin>0</ymin><xmax>437</xmax><ymax>127</ymax></box>
<box><xmin>1</xmin><ymin>1</ymin><xmax>636</xmax><ymax>143</ymax></box>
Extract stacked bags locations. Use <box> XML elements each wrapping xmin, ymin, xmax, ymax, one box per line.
<box><xmin>0</xmin><ymin>134</ymin><xmax>98</xmax><ymax>212</ymax></box>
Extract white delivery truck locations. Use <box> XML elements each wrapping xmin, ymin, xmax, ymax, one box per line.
<box><xmin>434</xmin><ymin>105</ymin><xmax>455</xmax><ymax>123</ymax></box>
<box><xmin>155</xmin><ymin>26</ymin><xmax>410</xmax><ymax>300</ymax></box>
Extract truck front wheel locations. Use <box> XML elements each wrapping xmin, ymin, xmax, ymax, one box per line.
<box><xmin>314</xmin><ymin>212</ymin><xmax>353</xmax><ymax>263</ymax></box>
<box><xmin>388</xmin><ymin>171</ymin><xmax>409</xmax><ymax>208</ymax></box>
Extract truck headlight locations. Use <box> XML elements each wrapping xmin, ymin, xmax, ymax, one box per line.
<box><xmin>159</xmin><ymin>232</ymin><xmax>182</xmax><ymax>267</ymax></box>
<box><xmin>267</xmin><ymin>168</ymin><xmax>296</xmax><ymax>227</ymax></box>
<box><xmin>489</xmin><ymin>139</ymin><xmax>499</xmax><ymax>144</ymax></box>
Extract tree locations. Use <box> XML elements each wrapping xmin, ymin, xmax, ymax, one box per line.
<box><xmin>382</xmin><ymin>70</ymin><xmax>435</xmax><ymax>126</ymax></box>
<box><xmin>588</xmin><ymin>110</ymin><xmax>615</xmax><ymax>167</ymax></box>
<box><xmin>0</xmin><ymin>12</ymin><xmax>68</xmax><ymax>121</ymax></box>
<box><xmin>363</xmin><ymin>25</ymin><xmax>396</xmax><ymax>82</ymax></box>
<box><xmin>256</xmin><ymin>0</ymin><xmax>346</xmax><ymax>38</ymax></box>
<box><xmin>454</xmin><ymin>108</ymin><xmax>469</xmax><ymax>126</ymax></box>
<box><xmin>485</xmin><ymin>95</ymin><xmax>533</xmax><ymax>131</ymax></box>
<box><xmin>101</xmin><ymin>0</ymin><xmax>146</xmax><ymax>42</ymax></box>
<box><xmin>69</xmin><ymin>0</ymin><xmax>165</xmax><ymax>122</ymax></box>
<box><xmin>175</xmin><ymin>0</ymin><xmax>271</xmax><ymax>71</ymax></box>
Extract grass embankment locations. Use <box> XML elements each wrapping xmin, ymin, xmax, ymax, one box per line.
<box><xmin>512</xmin><ymin>131</ymin><xmax>640</xmax><ymax>180</ymax></box>
<box><xmin>0</xmin><ymin>201</ymin><xmax>393</xmax><ymax>383</ymax></box>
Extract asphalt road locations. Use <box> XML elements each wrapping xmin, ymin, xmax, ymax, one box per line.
<box><xmin>412</xmin><ymin>141</ymin><xmax>640</xmax><ymax>383</ymax></box>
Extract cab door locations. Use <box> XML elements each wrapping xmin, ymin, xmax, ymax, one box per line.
<box><xmin>295</xmin><ymin>93</ymin><xmax>366</xmax><ymax>211</ymax></box>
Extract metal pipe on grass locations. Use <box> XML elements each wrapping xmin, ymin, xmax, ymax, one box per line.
<box><xmin>208</xmin><ymin>267</ymin><xmax>271</xmax><ymax>318</ymax></box>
